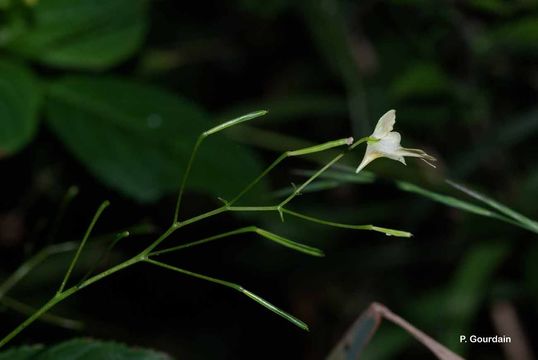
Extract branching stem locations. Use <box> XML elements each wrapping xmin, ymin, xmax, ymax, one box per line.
<box><xmin>0</xmin><ymin>114</ymin><xmax>405</xmax><ymax>349</ymax></box>
<box><xmin>57</xmin><ymin>201</ymin><xmax>110</xmax><ymax>294</ymax></box>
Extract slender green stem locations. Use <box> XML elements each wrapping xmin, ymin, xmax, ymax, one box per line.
<box><xmin>0</xmin><ymin>294</ymin><xmax>66</xmax><ymax>348</ymax></box>
<box><xmin>0</xmin><ymin>254</ymin><xmax>142</xmax><ymax>349</ymax></box>
<box><xmin>1</xmin><ymin>226</ymin><xmax>152</xmax><ymax>303</ymax></box>
<box><xmin>278</xmin><ymin>136</ymin><xmax>371</xmax><ymax>211</ymax></box>
<box><xmin>227</xmin><ymin>206</ymin><xmax>278</xmax><ymax>212</ymax></box>
<box><xmin>47</xmin><ymin>185</ymin><xmax>79</xmax><ymax>244</ymax></box>
<box><xmin>145</xmin><ymin>258</ymin><xmax>237</xmax><ymax>287</ymax></box>
<box><xmin>227</xmin><ymin>206</ymin><xmax>411</xmax><ymax>237</ymax></box>
<box><xmin>0</xmin><ymin>296</ymin><xmax>84</xmax><ymax>330</ymax></box>
<box><xmin>76</xmin><ymin>255</ymin><xmax>141</xmax><ymax>290</ymax></box>
<box><xmin>178</xmin><ymin>206</ymin><xmax>227</xmax><ymax>227</ymax></box>
<box><xmin>229</xmin><ymin>153</ymin><xmax>287</xmax><ymax>205</ymax></box>
<box><xmin>150</xmin><ymin>227</ymin><xmax>256</xmax><ymax>256</ymax></box>
<box><xmin>150</xmin><ymin>225</ymin><xmax>324</xmax><ymax>257</ymax></box>
<box><xmin>79</xmin><ymin>231</ymin><xmax>130</xmax><ymax>285</ymax></box>
<box><xmin>0</xmin><ymin>132</ymin><xmax>373</xmax><ymax>347</ymax></box>
<box><xmin>174</xmin><ymin>135</ymin><xmax>204</xmax><ymax>224</ymax></box>
<box><xmin>144</xmin><ymin>258</ymin><xmax>308</xmax><ymax>331</ymax></box>
<box><xmin>0</xmin><ymin>242</ymin><xmax>78</xmax><ymax>301</ymax></box>
<box><xmin>281</xmin><ymin>209</ymin><xmax>412</xmax><ymax>237</ymax></box>
<box><xmin>140</xmin><ymin>225</ymin><xmax>179</xmax><ymax>257</ymax></box>
<box><xmin>174</xmin><ymin>110</ymin><xmax>268</xmax><ymax>222</ymax></box>
<box><xmin>228</xmin><ymin>138</ymin><xmax>352</xmax><ymax>206</ymax></box>
<box><xmin>57</xmin><ymin>201</ymin><xmax>110</xmax><ymax>294</ymax></box>
<box><xmin>278</xmin><ymin>154</ymin><xmax>344</xmax><ymax>210</ymax></box>
<box><xmin>350</xmin><ymin>136</ymin><xmax>376</xmax><ymax>150</ymax></box>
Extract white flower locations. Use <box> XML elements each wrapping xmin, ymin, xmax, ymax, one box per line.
<box><xmin>356</xmin><ymin>109</ymin><xmax>436</xmax><ymax>173</ymax></box>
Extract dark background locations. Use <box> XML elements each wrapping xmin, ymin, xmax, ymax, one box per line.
<box><xmin>1</xmin><ymin>0</ymin><xmax>538</xmax><ymax>359</ymax></box>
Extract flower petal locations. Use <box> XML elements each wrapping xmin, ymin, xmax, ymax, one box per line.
<box><xmin>397</xmin><ymin>148</ymin><xmax>437</xmax><ymax>168</ymax></box>
<box><xmin>356</xmin><ymin>109</ymin><xmax>438</xmax><ymax>173</ymax></box>
<box><xmin>372</xmin><ymin>109</ymin><xmax>396</xmax><ymax>138</ymax></box>
<box><xmin>355</xmin><ymin>150</ymin><xmax>382</xmax><ymax>173</ymax></box>
<box><xmin>369</xmin><ymin>131</ymin><xmax>402</xmax><ymax>154</ymax></box>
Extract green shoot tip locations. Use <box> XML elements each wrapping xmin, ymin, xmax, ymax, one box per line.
<box><xmin>372</xmin><ymin>226</ymin><xmax>412</xmax><ymax>237</ymax></box>
<box><xmin>204</xmin><ymin>110</ymin><xmax>269</xmax><ymax>136</ymax></box>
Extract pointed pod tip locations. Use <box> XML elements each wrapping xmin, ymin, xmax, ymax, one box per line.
<box><xmin>292</xmin><ymin>319</ymin><xmax>310</xmax><ymax>331</ymax></box>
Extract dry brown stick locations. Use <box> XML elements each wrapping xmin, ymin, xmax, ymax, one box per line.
<box><xmin>327</xmin><ymin>302</ymin><xmax>464</xmax><ymax>360</ymax></box>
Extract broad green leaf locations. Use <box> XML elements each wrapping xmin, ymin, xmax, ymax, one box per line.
<box><xmin>0</xmin><ymin>345</ymin><xmax>42</xmax><ymax>360</ymax></box>
<box><xmin>45</xmin><ymin>76</ymin><xmax>266</xmax><ymax>203</ymax></box>
<box><xmin>0</xmin><ymin>59</ymin><xmax>40</xmax><ymax>156</ymax></box>
<box><xmin>0</xmin><ymin>339</ymin><xmax>171</xmax><ymax>359</ymax></box>
<box><xmin>6</xmin><ymin>0</ymin><xmax>149</xmax><ymax>70</ymax></box>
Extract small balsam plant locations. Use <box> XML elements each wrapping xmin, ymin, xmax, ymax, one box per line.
<box><xmin>0</xmin><ymin>109</ymin><xmax>435</xmax><ymax>348</ymax></box>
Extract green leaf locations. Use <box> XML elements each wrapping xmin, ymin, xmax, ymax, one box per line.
<box><xmin>397</xmin><ymin>180</ymin><xmax>538</xmax><ymax>234</ymax></box>
<box><xmin>0</xmin><ymin>339</ymin><xmax>172</xmax><ymax>359</ymax></box>
<box><xmin>45</xmin><ymin>76</ymin><xmax>266</xmax><ymax>203</ymax></box>
<box><xmin>0</xmin><ymin>345</ymin><xmax>42</xmax><ymax>360</ymax></box>
<box><xmin>6</xmin><ymin>0</ymin><xmax>149</xmax><ymax>70</ymax></box>
<box><xmin>0</xmin><ymin>59</ymin><xmax>40</xmax><ymax>156</ymax></box>
<box><xmin>396</xmin><ymin>181</ymin><xmax>501</xmax><ymax>219</ymax></box>
<box><xmin>446</xmin><ymin>179</ymin><xmax>538</xmax><ymax>233</ymax></box>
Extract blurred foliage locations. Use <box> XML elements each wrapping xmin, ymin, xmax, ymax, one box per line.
<box><xmin>46</xmin><ymin>77</ymin><xmax>265</xmax><ymax>202</ymax></box>
<box><xmin>1</xmin><ymin>0</ymin><xmax>538</xmax><ymax>358</ymax></box>
<box><xmin>0</xmin><ymin>59</ymin><xmax>39</xmax><ymax>154</ymax></box>
<box><xmin>5</xmin><ymin>0</ymin><xmax>149</xmax><ymax>69</ymax></box>
<box><xmin>0</xmin><ymin>338</ymin><xmax>171</xmax><ymax>359</ymax></box>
